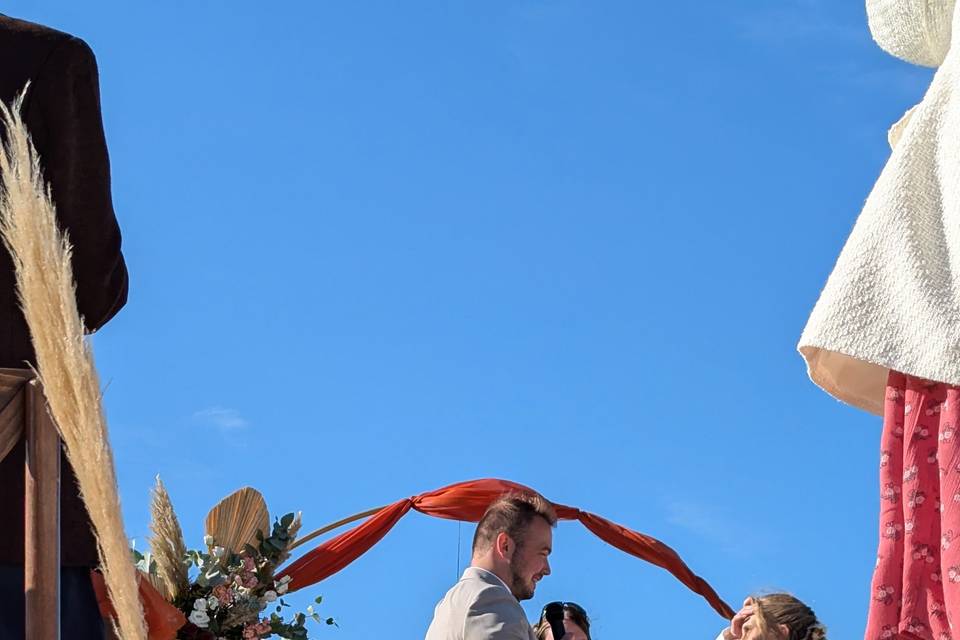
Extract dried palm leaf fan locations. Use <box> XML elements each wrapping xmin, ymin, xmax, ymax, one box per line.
<box><xmin>205</xmin><ymin>487</ymin><xmax>271</xmax><ymax>554</ymax></box>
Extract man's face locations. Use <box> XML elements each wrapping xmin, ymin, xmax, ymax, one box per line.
<box><xmin>509</xmin><ymin>516</ymin><xmax>552</xmax><ymax>600</ymax></box>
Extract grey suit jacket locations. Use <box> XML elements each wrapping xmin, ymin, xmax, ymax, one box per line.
<box><xmin>425</xmin><ymin>567</ymin><xmax>536</xmax><ymax>640</ymax></box>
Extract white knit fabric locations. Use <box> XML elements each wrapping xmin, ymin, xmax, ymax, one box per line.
<box><xmin>886</xmin><ymin>104</ymin><xmax>918</xmax><ymax>148</ymax></box>
<box><xmin>799</xmin><ymin>2</ymin><xmax>960</xmax><ymax>415</ymax></box>
<box><xmin>867</xmin><ymin>0</ymin><xmax>956</xmax><ymax>67</ymax></box>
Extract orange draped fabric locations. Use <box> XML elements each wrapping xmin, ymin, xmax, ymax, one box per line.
<box><xmin>91</xmin><ymin>570</ymin><xmax>186</xmax><ymax>640</ymax></box>
<box><xmin>277</xmin><ymin>478</ymin><xmax>735</xmax><ymax>619</ymax></box>
<box><xmin>98</xmin><ymin>478</ymin><xmax>734</xmax><ymax>639</ymax></box>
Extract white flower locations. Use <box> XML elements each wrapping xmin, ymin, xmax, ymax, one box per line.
<box><xmin>263</xmin><ymin>590</ymin><xmax>278</xmax><ymax>603</ymax></box>
<box><xmin>204</xmin><ymin>535</ymin><xmax>215</xmax><ymax>546</ymax></box>
<box><xmin>189</xmin><ymin>609</ymin><xmax>210</xmax><ymax>628</ymax></box>
<box><xmin>207</xmin><ymin>596</ymin><xmax>219</xmax><ymax>610</ymax></box>
<box><xmin>212</xmin><ymin>546</ymin><xmax>226</xmax><ymax>558</ymax></box>
<box><xmin>276</xmin><ymin>583</ymin><xmax>289</xmax><ymax>595</ymax></box>
<box><xmin>193</xmin><ymin>598</ymin><xmax>207</xmax><ymax>612</ymax></box>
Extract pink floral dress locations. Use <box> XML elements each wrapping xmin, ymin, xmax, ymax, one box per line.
<box><xmin>865</xmin><ymin>372</ymin><xmax>960</xmax><ymax>640</ymax></box>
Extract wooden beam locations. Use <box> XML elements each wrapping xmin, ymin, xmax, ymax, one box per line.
<box><xmin>0</xmin><ymin>368</ymin><xmax>31</xmax><ymax>463</ymax></box>
<box><xmin>24</xmin><ymin>381</ymin><xmax>60</xmax><ymax>640</ymax></box>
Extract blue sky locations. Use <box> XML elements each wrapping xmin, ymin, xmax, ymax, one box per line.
<box><xmin>7</xmin><ymin>2</ymin><xmax>938</xmax><ymax>638</ymax></box>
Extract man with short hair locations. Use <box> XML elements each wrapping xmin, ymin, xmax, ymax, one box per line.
<box><xmin>425</xmin><ymin>492</ymin><xmax>557</xmax><ymax>640</ymax></box>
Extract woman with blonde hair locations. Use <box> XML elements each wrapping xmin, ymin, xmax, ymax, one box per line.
<box><xmin>719</xmin><ymin>594</ymin><xmax>826</xmax><ymax>640</ymax></box>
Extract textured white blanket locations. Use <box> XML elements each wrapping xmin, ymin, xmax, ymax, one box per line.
<box><xmin>799</xmin><ymin>0</ymin><xmax>960</xmax><ymax>415</ymax></box>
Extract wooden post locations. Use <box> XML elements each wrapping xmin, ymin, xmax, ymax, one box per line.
<box><xmin>24</xmin><ymin>380</ymin><xmax>60</xmax><ymax>640</ymax></box>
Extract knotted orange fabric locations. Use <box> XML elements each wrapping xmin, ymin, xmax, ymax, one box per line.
<box><xmin>91</xmin><ymin>570</ymin><xmax>185</xmax><ymax>639</ymax></box>
<box><xmin>96</xmin><ymin>478</ymin><xmax>734</xmax><ymax>638</ymax></box>
<box><xmin>277</xmin><ymin>478</ymin><xmax>735</xmax><ymax>619</ymax></box>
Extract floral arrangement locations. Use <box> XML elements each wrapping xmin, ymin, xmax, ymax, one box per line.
<box><xmin>136</xmin><ymin>480</ymin><xmax>334</xmax><ymax>640</ymax></box>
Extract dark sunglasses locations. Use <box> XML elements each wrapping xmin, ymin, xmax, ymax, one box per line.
<box><xmin>540</xmin><ymin>602</ymin><xmax>589</xmax><ymax>640</ymax></box>
<box><xmin>540</xmin><ymin>601</ymin><xmax>587</xmax><ymax>621</ymax></box>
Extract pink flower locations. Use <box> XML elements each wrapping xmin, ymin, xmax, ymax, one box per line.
<box><xmin>930</xmin><ymin>601</ymin><xmax>945</xmax><ymax>619</ymax></box>
<box><xmin>912</xmin><ymin>544</ymin><xmax>935</xmax><ymax>563</ymax></box>
<box><xmin>243</xmin><ymin>557</ymin><xmax>256</xmax><ymax>571</ymax></box>
<box><xmin>241</xmin><ymin>621</ymin><xmax>272</xmax><ymax>639</ymax></box>
<box><xmin>882</xmin><ymin>484</ymin><xmax>901</xmax><ymax>502</ymax></box>
<box><xmin>243</xmin><ymin>573</ymin><xmax>259</xmax><ymax>589</ymax></box>
<box><xmin>874</xmin><ymin>585</ymin><xmax>895</xmax><ymax>605</ymax></box>
<box><xmin>883</xmin><ymin>522</ymin><xmax>903</xmax><ymax>540</ymax></box>
<box><xmin>908</xmin><ymin>490</ymin><xmax>926</xmax><ymax>509</ymax></box>
<box><xmin>213</xmin><ymin>584</ymin><xmax>234</xmax><ymax>605</ymax></box>
<box><xmin>948</xmin><ymin>566</ymin><xmax>960</xmax><ymax>583</ymax></box>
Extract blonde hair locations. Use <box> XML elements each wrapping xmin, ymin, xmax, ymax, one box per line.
<box><xmin>752</xmin><ymin>594</ymin><xmax>826</xmax><ymax>640</ymax></box>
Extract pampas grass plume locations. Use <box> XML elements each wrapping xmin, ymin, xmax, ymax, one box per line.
<box><xmin>0</xmin><ymin>90</ymin><xmax>147</xmax><ymax>639</ymax></box>
<box><xmin>149</xmin><ymin>476</ymin><xmax>189</xmax><ymax>602</ymax></box>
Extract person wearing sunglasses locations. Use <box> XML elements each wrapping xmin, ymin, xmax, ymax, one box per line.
<box><xmin>534</xmin><ymin>601</ymin><xmax>591</xmax><ymax>640</ymax></box>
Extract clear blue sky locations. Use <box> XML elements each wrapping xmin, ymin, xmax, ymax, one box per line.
<box><xmin>8</xmin><ymin>2</ymin><xmax>936</xmax><ymax>638</ymax></box>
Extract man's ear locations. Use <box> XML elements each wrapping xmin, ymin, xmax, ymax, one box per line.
<box><xmin>777</xmin><ymin>624</ymin><xmax>790</xmax><ymax>639</ymax></box>
<box><xmin>495</xmin><ymin>532</ymin><xmax>513</xmax><ymax>560</ymax></box>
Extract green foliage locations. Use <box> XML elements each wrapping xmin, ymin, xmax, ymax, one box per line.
<box><xmin>136</xmin><ymin>512</ymin><xmax>334</xmax><ymax>639</ymax></box>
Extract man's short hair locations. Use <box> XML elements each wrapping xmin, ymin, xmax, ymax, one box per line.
<box><xmin>472</xmin><ymin>492</ymin><xmax>557</xmax><ymax>554</ymax></box>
